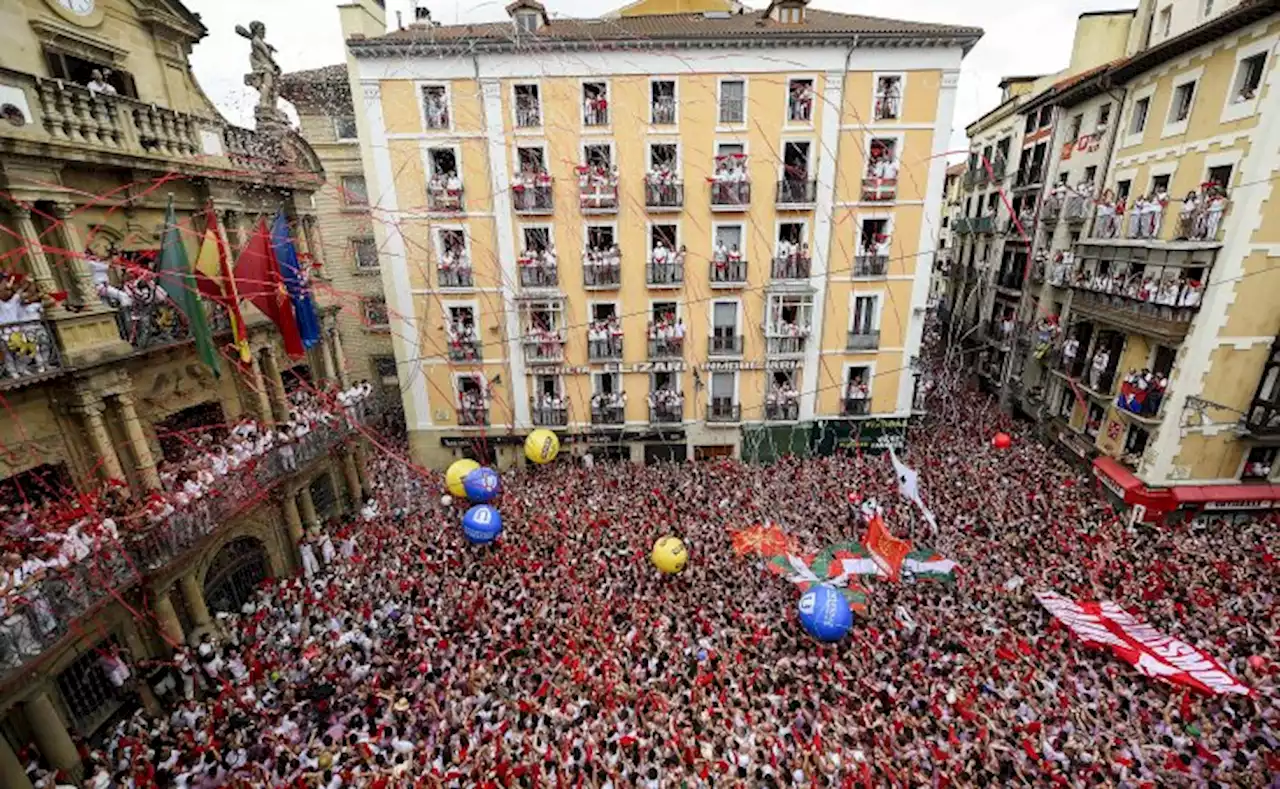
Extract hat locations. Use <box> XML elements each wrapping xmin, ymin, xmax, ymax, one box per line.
<box><xmin>394</xmin><ymin>697</ymin><xmax>410</xmax><ymax>713</ymax></box>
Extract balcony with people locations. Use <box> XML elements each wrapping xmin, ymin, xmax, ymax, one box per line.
<box><xmin>710</xmin><ymin>154</ymin><xmax>751</xmax><ymax>210</ymax></box>
<box><xmin>647</xmin><ymin>313</ymin><xmax>685</xmax><ymax>360</ymax></box>
<box><xmin>1091</xmin><ymin>183</ymin><xmax>1229</xmax><ymax>243</ymax></box>
<box><xmin>710</xmin><ymin>237</ymin><xmax>747</xmax><ymax>287</ymax></box>
<box><xmin>457</xmin><ymin>389</ymin><xmax>488</xmax><ymax>426</ymax></box>
<box><xmin>706</xmin><ymin>398</ymin><xmax>740</xmax><ymax>424</ymax></box>
<box><xmin>583</xmin><ymin>228</ymin><xmax>620</xmax><ymax>289</ymax></box>
<box><xmin>591</xmin><ymin>391</ymin><xmax>626</xmax><ymax>425</ymax></box>
<box><xmin>577</xmin><ymin>160</ymin><xmax>618</xmax><ymax>215</ymax></box>
<box><xmin>766</xmin><ymin>297</ymin><xmax>811</xmax><ymax>358</ymax></box>
<box><xmin>514</xmin><ymin>84</ymin><xmax>541</xmax><ymax>128</ymax></box>
<box><xmin>765</xmin><ymin>378</ymin><xmax>801</xmax><ymax>422</ymax></box>
<box><xmin>771</xmin><ymin>226</ymin><xmax>810</xmax><ymax>281</ymax></box>
<box><xmin>842</xmin><ymin>371</ymin><xmax>871</xmax><ymax>416</ymax></box>
<box><xmin>651</xmin><ymin>80</ymin><xmax>677</xmax><ymax>125</ymax></box>
<box><xmin>583</xmin><ymin>82</ymin><xmax>609</xmax><ymax>127</ymax></box>
<box><xmin>445</xmin><ymin>314</ymin><xmax>481</xmax><ymax>362</ymax></box>
<box><xmin>645</xmin><ymin>166</ymin><xmax>683</xmax><ymax>211</ymax></box>
<box><xmin>1060</xmin><ymin>245</ymin><xmax>1211</xmax><ymax>342</ymax></box>
<box><xmin>427</xmin><ymin>172</ymin><xmax>464</xmax><ymax>213</ymax></box>
<box><xmin>777</xmin><ymin>141</ymin><xmax>816</xmax><ymax>208</ymax></box>
<box><xmin>862</xmin><ymin>139</ymin><xmax>900</xmax><ymax>202</ymax></box>
<box><xmin>855</xmin><ymin>220</ymin><xmax>891</xmax><ymax>277</ymax></box>
<box><xmin>517</xmin><ymin>244</ymin><xmax>559</xmax><ymax>290</ymax></box>
<box><xmin>587</xmin><ymin>316</ymin><xmax>623</xmax><ymax>361</ymax></box>
<box><xmin>649</xmin><ymin>387</ymin><xmax>684</xmax><ymax>425</ymax></box>
<box><xmin>522</xmin><ymin>326</ymin><xmax>564</xmax><ymax>363</ymax></box>
<box><xmin>646</xmin><ymin>235</ymin><xmax>685</xmax><ymax>288</ymax></box>
<box><xmin>1114</xmin><ymin>368</ymin><xmax>1170</xmax><ymax>424</ymax></box>
<box><xmin>512</xmin><ymin>157</ymin><xmax>554</xmax><ymax>214</ymax></box>
<box><xmin>787</xmin><ymin>78</ymin><xmax>815</xmax><ymax>123</ymax></box>
<box><xmin>873</xmin><ymin>75</ymin><xmax>902</xmax><ymax>121</ymax></box>
<box><xmin>0</xmin><ymin>276</ymin><xmax>60</xmax><ymax>384</ymax></box>
<box><xmin>530</xmin><ymin>393</ymin><xmax>568</xmax><ymax>427</ymax></box>
<box><xmin>436</xmin><ymin>230</ymin><xmax>472</xmax><ymax>289</ymax></box>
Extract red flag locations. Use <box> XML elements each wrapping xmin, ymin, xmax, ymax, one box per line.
<box><xmin>233</xmin><ymin>218</ymin><xmax>304</xmax><ymax>357</ymax></box>
<box><xmin>864</xmin><ymin>514</ymin><xmax>911</xmax><ymax>582</ymax></box>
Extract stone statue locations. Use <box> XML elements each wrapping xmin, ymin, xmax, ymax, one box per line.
<box><xmin>236</xmin><ymin>21</ymin><xmax>285</xmax><ymax>127</ymax></box>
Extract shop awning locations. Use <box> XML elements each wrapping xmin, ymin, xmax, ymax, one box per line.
<box><xmin>1092</xmin><ymin>457</ymin><xmax>1177</xmax><ymax>511</ymax></box>
<box><xmin>1171</xmin><ymin>483</ymin><xmax>1280</xmax><ymax>511</ymax></box>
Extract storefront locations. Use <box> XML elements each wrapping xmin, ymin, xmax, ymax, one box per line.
<box><xmin>1172</xmin><ymin>483</ymin><xmax>1280</xmax><ymax>524</ymax></box>
<box><xmin>1091</xmin><ymin>457</ymin><xmax>1176</xmax><ymax>524</ymax></box>
<box><xmin>1092</xmin><ymin>457</ymin><xmax>1280</xmax><ymax>524</ymax></box>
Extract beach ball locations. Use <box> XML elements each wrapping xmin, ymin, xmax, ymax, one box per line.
<box><xmin>651</xmin><ymin>536</ymin><xmax>687</xmax><ymax>574</ymax></box>
<box><xmin>992</xmin><ymin>432</ymin><xmax>1013</xmax><ymax>450</ymax></box>
<box><xmin>525</xmin><ymin>428</ymin><xmax>560</xmax><ymax>465</ymax></box>
<box><xmin>798</xmin><ymin>585</ymin><xmax>853</xmax><ymax>643</ymax></box>
<box><xmin>462</xmin><ymin>505</ymin><xmax>503</xmax><ymax>544</ymax></box>
<box><xmin>445</xmin><ymin>459</ymin><xmax>480</xmax><ymax>498</ymax></box>
<box><xmin>463</xmin><ymin>467</ymin><xmax>501</xmax><ymax>503</ymax></box>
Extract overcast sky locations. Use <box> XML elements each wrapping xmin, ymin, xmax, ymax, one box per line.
<box><xmin>188</xmin><ymin>0</ymin><xmax>1137</xmax><ymax>152</ymax></box>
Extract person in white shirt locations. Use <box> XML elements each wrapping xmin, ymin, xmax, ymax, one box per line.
<box><xmin>87</xmin><ymin>69</ymin><xmax>118</xmax><ymax>96</ymax></box>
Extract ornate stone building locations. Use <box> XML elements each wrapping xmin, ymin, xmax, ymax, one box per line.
<box><xmin>0</xmin><ymin>1</ymin><xmax>374</xmax><ymax>781</ymax></box>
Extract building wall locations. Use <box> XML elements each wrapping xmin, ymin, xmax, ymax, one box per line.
<box><xmin>351</xmin><ymin>42</ymin><xmax>963</xmax><ymax>467</ymax></box>
<box><xmin>1068</xmin><ymin>12</ymin><xmax>1136</xmax><ymax>74</ymax></box>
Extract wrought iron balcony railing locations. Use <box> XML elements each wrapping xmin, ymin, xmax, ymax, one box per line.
<box><xmin>709</xmin><ymin>259</ymin><xmax>747</xmax><ymax>286</ymax></box>
<box><xmin>708</xmin><ymin>334</ymin><xmax>743</xmax><ymax>356</ymax></box>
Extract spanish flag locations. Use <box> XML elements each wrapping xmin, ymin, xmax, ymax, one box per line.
<box><xmin>194</xmin><ymin>205</ymin><xmax>252</xmax><ymax>363</ymax></box>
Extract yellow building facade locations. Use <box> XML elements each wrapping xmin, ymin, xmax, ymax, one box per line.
<box><xmin>342</xmin><ymin>0</ymin><xmax>980</xmax><ymax>467</ymax></box>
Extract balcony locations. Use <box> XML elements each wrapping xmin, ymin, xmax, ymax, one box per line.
<box><xmin>115</xmin><ymin>294</ymin><xmax>233</xmax><ymax>352</ymax></box>
<box><xmin>1112</xmin><ymin>199</ymin><xmax>1230</xmax><ymax>243</ymax></box>
<box><xmin>707</xmin><ymin>400</ymin><xmax>741</xmax><ymax>424</ymax></box>
<box><xmin>584</xmin><ymin>99</ymin><xmax>609</xmax><ymax>127</ymax></box>
<box><xmin>1070</xmin><ymin>288</ymin><xmax>1199</xmax><ymax>344</ymax></box>
<box><xmin>0</xmin><ymin>319</ymin><xmax>62</xmax><ymax>385</ymax></box>
<box><xmin>531</xmin><ymin>403</ymin><xmax>568</xmax><ymax>427</ymax></box>
<box><xmin>645</xmin><ymin>178</ymin><xmax>683</xmax><ymax>211</ymax></box>
<box><xmin>518</xmin><ymin>263</ymin><xmax>559</xmax><ymax>290</ymax></box>
<box><xmin>592</xmin><ymin>404</ymin><xmax>625</xmax><ymax>425</ymax></box>
<box><xmin>842</xmin><ymin>397</ymin><xmax>871</xmax><ymax>416</ymax></box>
<box><xmin>861</xmin><ymin>177</ymin><xmax>897</xmax><ymax>203</ymax></box>
<box><xmin>771</xmin><ymin>254</ymin><xmax>811</xmax><ymax>281</ymax></box>
<box><xmin>648</xmin><ymin>337</ymin><xmax>684</xmax><ymax>361</ymax></box>
<box><xmin>1064</xmin><ymin>194</ymin><xmax>1089</xmax><ymax>223</ymax></box>
<box><xmin>952</xmin><ymin>217</ymin><xmax>973</xmax><ymax>235</ymax></box>
<box><xmin>1041</xmin><ymin>195</ymin><xmax>1062</xmax><ymax>224</ymax></box>
<box><xmin>447</xmin><ymin>336</ymin><xmax>482</xmax><ymax>362</ymax></box>
<box><xmin>854</xmin><ymin>255</ymin><xmax>888</xmax><ymax>278</ymax></box>
<box><xmin>515</xmin><ymin>101</ymin><xmax>541</xmax><ymax>128</ymax></box>
<box><xmin>523</xmin><ymin>333</ymin><xmax>565</xmax><ymax>363</ymax></box>
<box><xmin>588</xmin><ymin>335</ymin><xmax>623</xmax><ymax>361</ymax></box>
<box><xmin>427</xmin><ymin>183</ymin><xmax>464</xmax><ymax>213</ymax></box>
<box><xmin>1114</xmin><ymin>369</ymin><xmax>1168</xmax><ymax>424</ymax></box>
<box><xmin>649</xmin><ymin>400</ymin><xmax>684</xmax><ymax>425</ymax></box>
<box><xmin>710</xmin><ymin>181</ymin><xmax>751</xmax><ymax>210</ymax></box>
<box><xmin>512</xmin><ymin>179</ymin><xmax>555</xmax><ymax>214</ymax></box>
<box><xmin>846</xmin><ymin>330</ymin><xmax>881</xmax><ymax>351</ymax></box>
<box><xmin>766</xmin><ymin>334</ymin><xmax>808</xmax><ymax>357</ymax></box>
<box><xmin>777</xmin><ymin>178</ymin><xmax>818</xmax><ymax>208</ymax></box>
<box><xmin>584</xmin><ymin>260</ymin><xmax>621</xmax><ymax>290</ymax></box>
<box><xmin>765</xmin><ymin>400</ymin><xmax>800</xmax><ymax>422</ymax></box>
<box><xmin>997</xmin><ymin>270</ymin><xmax>1025</xmax><ymax>292</ymax></box>
<box><xmin>709</xmin><ymin>259</ymin><xmax>747</xmax><ymax>287</ymax></box>
<box><xmin>972</xmin><ymin>216</ymin><xmax>996</xmax><ymax>235</ymax></box>
<box><xmin>1015</xmin><ymin>164</ymin><xmax>1045</xmax><ymax>190</ymax></box>
<box><xmin>647</xmin><ymin>260</ymin><xmax>684</xmax><ymax>288</ymax></box>
<box><xmin>458</xmin><ymin>404</ymin><xmax>489</xmax><ymax>426</ymax></box>
<box><xmin>990</xmin><ymin>155</ymin><xmax>1007</xmax><ymax>182</ymax></box>
<box><xmin>578</xmin><ymin>170</ymin><xmax>618</xmax><ymax>215</ymax></box>
<box><xmin>437</xmin><ymin>264</ymin><xmax>473</xmax><ymax>289</ymax></box>
<box><xmin>979</xmin><ymin>320</ymin><xmax>1015</xmax><ymax>350</ymax></box>
<box><xmin>708</xmin><ymin>334</ymin><xmax>743</xmax><ymax>357</ymax></box>
<box><xmin>652</xmin><ymin>99</ymin><xmax>677</xmax><ymax>125</ymax></box>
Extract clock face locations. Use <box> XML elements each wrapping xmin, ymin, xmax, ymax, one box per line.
<box><xmin>57</xmin><ymin>0</ymin><xmax>96</xmax><ymax>16</ymax></box>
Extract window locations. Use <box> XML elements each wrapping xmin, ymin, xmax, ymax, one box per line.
<box><xmin>421</xmin><ymin>85</ymin><xmax>450</xmax><ymax>129</ymax></box>
<box><xmin>1096</xmin><ymin>103</ymin><xmax>1112</xmax><ymax>128</ymax></box>
<box><xmin>333</xmin><ymin>115</ymin><xmax>358</xmax><ymax>140</ymax></box>
<box><xmin>341</xmin><ymin>175</ymin><xmax>368</xmax><ymax>208</ymax></box>
<box><xmin>1067</xmin><ymin>114</ymin><xmax>1082</xmax><ymax>142</ymax></box>
<box><xmin>1116</xmin><ymin>179</ymin><xmax>1132</xmax><ymax>201</ymax></box>
<box><xmin>712</xmin><ymin>302</ymin><xmax>738</xmax><ymax>334</ymax></box>
<box><xmin>523</xmin><ymin>226</ymin><xmax>552</xmax><ymax>253</ymax></box>
<box><xmin>1085</xmin><ymin>402</ymin><xmax>1104</xmax><ymax>438</ymax></box>
<box><xmin>1232</xmin><ymin>53</ymin><xmax>1266</xmax><ymax>103</ymax></box>
<box><xmin>515</xmin><ymin>10</ymin><xmax>539</xmax><ymax>33</ymax></box>
<box><xmin>787</xmin><ymin>78</ymin><xmax>814</xmax><ymax>123</ymax></box>
<box><xmin>373</xmin><ymin>356</ymin><xmax>398</xmax><ymax>380</ymax></box>
<box><xmin>363</xmin><ymin>297</ymin><xmax>389</xmax><ymax>329</ymax></box>
<box><xmin>1084</xmin><ymin>165</ymin><xmax>1097</xmax><ymax>184</ymax></box>
<box><xmin>783</xmin><ymin>141</ymin><xmax>811</xmax><ymax>180</ymax></box>
<box><xmin>651</xmin><ymin>80</ymin><xmax>676</xmax><ymax>125</ymax></box>
<box><xmin>1130</xmin><ymin>97</ymin><xmax>1150</xmax><ymax>135</ymax></box>
<box><xmin>583</xmin><ymin>143</ymin><xmax>611</xmax><ymax>169</ymax></box>
<box><xmin>874</xmin><ymin>75</ymin><xmax>902</xmax><ymax>120</ymax></box>
<box><xmin>43</xmin><ymin>51</ymin><xmax>138</xmax><ymax>98</ymax></box>
<box><xmin>1207</xmin><ymin>164</ymin><xmax>1233</xmax><ymax>189</ymax></box>
<box><xmin>594</xmin><ymin>371</ymin><xmax>620</xmax><ymax>396</ymax></box>
<box><xmin>649</xmin><ymin>143</ymin><xmax>678</xmax><ymax>171</ymax></box>
<box><xmin>1158</xmin><ymin>6</ymin><xmax>1172</xmax><ymax>37</ymax></box>
<box><xmin>1038</xmin><ymin>106</ymin><xmax>1052</xmax><ymax>128</ymax></box>
<box><xmin>719</xmin><ymin>80</ymin><xmax>746</xmax><ymax>124</ymax></box>
<box><xmin>1169</xmin><ymin>81</ymin><xmax>1196</xmax><ymax>123</ymax></box>
<box><xmin>1122</xmin><ymin>425</ymin><xmax>1150</xmax><ymax>463</ymax></box>
<box><xmin>57</xmin><ymin>637</ymin><xmax>124</xmax><ymax>729</ymax></box>
<box><xmin>428</xmin><ymin>148</ymin><xmax>457</xmax><ymax>179</ymax></box>
<box><xmin>1024</xmin><ymin>113</ymin><xmax>1036</xmax><ymax>134</ymax></box>
<box><xmin>514</xmin><ymin>84</ymin><xmax>541</xmax><ymax>127</ymax></box>
<box><xmin>650</xmin><ymin>224</ymin><xmax>678</xmax><ymax>252</ymax></box>
<box><xmin>715</xmin><ymin>224</ymin><xmax>743</xmax><ymax>252</ymax></box>
<box><xmin>766</xmin><ymin>294</ymin><xmax>813</xmax><ymax>334</ymax></box>
<box><xmin>776</xmin><ymin>3</ymin><xmax>804</xmax><ymax>24</ymax></box>
<box><xmin>851</xmin><ymin>295</ymin><xmax>877</xmax><ymax>335</ymax></box>
<box><xmin>352</xmin><ymin>237</ymin><xmax>378</xmax><ymax>269</ymax></box>
<box><xmin>1243</xmin><ymin>447</ymin><xmax>1277</xmax><ymax>480</ymax></box>
<box><xmin>583</xmin><ymin>81</ymin><xmax>609</xmax><ymax>126</ymax></box>
<box><xmin>587</xmin><ymin>225</ymin><xmax>615</xmax><ymax>252</ymax></box>
<box><xmin>517</xmin><ymin>146</ymin><xmax>547</xmax><ymax>175</ymax></box>
<box><xmin>522</xmin><ymin>299</ymin><xmax>563</xmax><ymax>334</ymax></box>
<box><xmin>1152</xmin><ymin>173</ymin><xmax>1171</xmax><ymax>194</ymax></box>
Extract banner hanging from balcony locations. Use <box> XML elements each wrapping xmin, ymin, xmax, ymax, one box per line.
<box><xmin>157</xmin><ymin>198</ymin><xmax>220</xmax><ymax>376</ymax></box>
<box><xmin>1035</xmin><ymin>592</ymin><xmax>1251</xmax><ymax>697</ymax></box>
<box><xmin>271</xmin><ymin>212</ymin><xmax>322</xmax><ymax>350</ymax></box>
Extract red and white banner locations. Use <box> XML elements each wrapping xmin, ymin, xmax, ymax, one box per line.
<box><xmin>1036</xmin><ymin>592</ymin><xmax>1251</xmax><ymax>696</ymax></box>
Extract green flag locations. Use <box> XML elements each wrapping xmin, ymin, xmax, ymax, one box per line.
<box><xmin>157</xmin><ymin>199</ymin><xmax>220</xmax><ymax>377</ymax></box>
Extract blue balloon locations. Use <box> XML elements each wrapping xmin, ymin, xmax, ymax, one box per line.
<box><xmin>462</xmin><ymin>505</ymin><xmax>503</xmax><ymax>544</ymax></box>
<box><xmin>462</xmin><ymin>467</ymin><xmax>501</xmax><ymax>503</ymax></box>
<box><xmin>797</xmin><ymin>585</ymin><xmax>854</xmax><ymax>642</ymax></box>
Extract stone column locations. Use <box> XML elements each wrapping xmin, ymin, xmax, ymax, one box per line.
<box><xmin>342</xmin><ymin>450</ymin><xmax>363</xmax><ymax>504</ymax></box>
<box><xmin>329</xmin><ymin>323</ymin><xmax>351</xmax><ymax>388</ymax></box>
<box><xmin>0</xmin><ymin>732</ymin><xmax>33</xmax><ymax>789</ymax></box>
<box><xmin>118</xmin><ymin>620</ymin><xmax>162</xmax><ymax>715</ymax></box>
<box><xmin>302</xmin><ymin>215</ymin><xmax>323</xmax><ymax>269</ymax></box>
<box><xmin>298</xmin><ymin>484</ymin><xmax>319</xmax><ymax>531</ymax></box>
<box><xmin>178</xmin><ymin>573</ymin><xmax>211</xmax><ymax>631</ymax></box>
<box><xmin>222</xmin><ymin>209</ymin><xmax>244</xmax><ymax>253</ymax></box>
<box><xmin>327</xmin><ymin>465</ymin><xmax>346</xmax><ymax>512</ymax></box>
<box><xmin>319</xmin><ymin>327</ymin><xmax>338</xmax><ymax>383</ymax></box>
<box><xmin>353</xmin><ymin>445</ymin><xmax>370</xmax><ymax>493</ymax></box>
<box><xmin>114</xmin><ymin>392</ymin><xmax>161</xmax><ymax>491</ymax></box>
<box><xmin>246</xmin><ymin>350</ymin><xmax>274</xmax><ymax>422</ymax></box>
<box><xmin>151</xmin><ymin>587</ymin><xmax>186</xmax><ymax>648</ymax></box>
<box><xmin>260</xmin><ymin>347</ymin><xmax>290</xmax><ymax>422</ymax></box>
<box><xmin>51</xmin><ymin>203</ymin><xmax>96</xmax><ymax>307</ymax></box>
<box><xmin>282</xmin><ymin>489</ymin><xmax>304</xmax><ymax>544</ymax></box>
<box><xmin>24</xmin><ymin>692</ymin><xmax>80</xmax><ymax>780</ymax></box>
<box><xmin>78</xmin><ymin>401</ymin><xmax>127</xmax><ymax>485</ymax></box>
<box><xmin>10</xmin><ymin>206</ymin><xmax>61</xmax><ymax>300</ymax></box>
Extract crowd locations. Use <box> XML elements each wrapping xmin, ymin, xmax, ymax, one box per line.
<box><xmin>517</xmin><ymin>246</ymin><xmax>559</xmax><ymax>288</ymax></box>
<box><xmin>1089</xmin><ymin>182</ymin><xmax>1229</xmax><ymax>243</ymax></box>
<box><xmin>0</xmin><ymin>273</ymin><xmax>53</xmax><ymax>379</ymax></box>
<box><xmin>10</xmin><ymin>336</ymin><xmax>1280</xmax><ymax>787</ymax></box>
<box><xmin>648</xmin><ymin>242</ymin><xmax>686</xmax><ymax>284</ymax></box>
<box><xmin>577</xmin><ymin>164</ymin><xmax>619</xmax><ymax>212</ymax></box>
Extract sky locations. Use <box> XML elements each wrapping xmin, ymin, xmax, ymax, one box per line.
<box><xmin>187</xmin><ymin>0</ymin><xmax>1138</xmax><ymax>152</ymax></box>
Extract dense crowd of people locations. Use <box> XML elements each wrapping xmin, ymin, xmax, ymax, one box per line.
<box><xmin>10</xmin><ymin>343</ymin><xmax>1280</xmax><ymax>787</ymax></box>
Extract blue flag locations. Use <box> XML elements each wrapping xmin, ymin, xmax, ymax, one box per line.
<box><xmin>270</xmin><ymin>212</ymin><xmax>321</xmax><ymax>349</ymax></box>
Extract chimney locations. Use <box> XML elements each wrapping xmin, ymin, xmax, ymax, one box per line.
<box><xmin>415</xmin><ymin>4</ymin><xmax>432</xmax><ymax>22</ymax></box>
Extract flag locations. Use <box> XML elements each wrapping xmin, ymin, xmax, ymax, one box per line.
<box><xmin>234</xmin><ymin>218</ymin><xmax>305</xmax><ymax>358</ymax></box>
<box><xmin>157</xmin><ymin>199</ymin><xmax>220</xmax><ymax>376</ymax></box>
<box><xmin>814</xmin><ymin>542</ymin><xmax>957</xmax><ymax>584</ymax></box>
<box><xmin>889</xmin><ymin>447</ymin><xmax>938</xmax><ymax>534</ymax></box>
<box><xmin>193</xmin><ymin>206</ymin><xmax>251</xmax><ymax>363</ymax></box>
<box><xmin>730</xmin><ymin>524</ymin><xmax>796</xmax><ymax>557</ymax></box>
<box><xmin>271</xmin><ymin>212</ymin><xmax>321</xmax><ymax>349</ymax></box>
<box><xmin>864</xmin><ymin>514</ymin><xmax>911</xmax><ymax>582</ymax></box>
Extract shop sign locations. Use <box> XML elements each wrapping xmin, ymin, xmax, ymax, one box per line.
<box><xmin>1094</xmin><ymin>467</ymin><xmax>1127</xmax><ymax>501</ymax></box>
<box><xmin>700</xmin><ymin>359</ymin><xmax>802</xmax><ymax>372</ymax></box>
<box><xmin>1204</xmin><ymin>499</ymin><xmax>1276</xmax><ymax>511</ymax></box>
<box><xmin>528</xmin><ymin>365</ymin><xmax>591</xmax><ymax>376</ymax></box>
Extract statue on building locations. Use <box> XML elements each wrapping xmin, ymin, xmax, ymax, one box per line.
<box><xmin>236</xmin><ymin>21</ymin><xmax>286</xmax><ymax>129</ymax></box>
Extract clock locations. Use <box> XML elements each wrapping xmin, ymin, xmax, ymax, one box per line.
<box><xmin>46</xmin><ymin>0</ymin><xmax>103</xmax><ymax>26</ymax></box>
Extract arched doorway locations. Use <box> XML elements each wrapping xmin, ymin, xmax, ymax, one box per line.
<box><xmin>202</xmin><ymin>537</ymin><xmax>270</xmax><ymax>614</ymax></box>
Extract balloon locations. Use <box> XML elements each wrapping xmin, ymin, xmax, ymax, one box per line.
<box><xmin>651</xmin><ymin>536</ymin><xmax>687</xmax><ymax>574</ymax></box>
<box><xmin>462</xmin><ymin>504</ymin><xmax>503</xmax><ymax>544</ymax></box>
<box><xmin>445</xmin><ymin>459</ymin><xmax>480</xmax><ymax>498</ymax></box>
<box><xmin>992</xmin><ymin>432</ymin><xmax>1012</xmax><ymax>450</ymax></box>
<box><xmin>463</xmin><ymin>467</ymin><xmax>501</xmax><ymax>503</ymax></box>
<box><xmin>525</xmin><ymin>428</ymin><xmax>560</xmax><ymax>465</ymax></box>
<box><xmin>798</xmin><ymin>585</ymin><xmax>854</xmax><ymax>642</ymax></box>
<box><xmin>1248</xmin><ymin>655</ymin><xmax>1267</xmax><ymax>670</ymax></box>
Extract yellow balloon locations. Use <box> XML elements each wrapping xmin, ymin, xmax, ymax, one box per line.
<box><xmin>525</xmin><ymin>428</ymin><xmax>560</xmax><ymax>465</ymax></box>
<box><xmin>445</xmin><ymin>459</ymin><xmax>480</xmax><ymax>498</ymax></box>
<box><xmin>651</xmin><ymin>536</ymin><xmax>688</xmax><ymax>574</ymax></box>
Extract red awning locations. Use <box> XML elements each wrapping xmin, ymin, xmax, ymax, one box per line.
<box><xmin>1092</xmin><ymin>457</ymin><xmax>1177</xmax><ymax>511</ymax></box>
<box><xmin>1171</xmin><ymin>483</ymin><xmax>1280</xmax><ymax>510</ymax></box>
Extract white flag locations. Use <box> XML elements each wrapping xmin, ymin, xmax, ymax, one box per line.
<box><xmin>889</xmin><ymin>447</ymin><xmax>938</xmax><ymax>534</ymax></box>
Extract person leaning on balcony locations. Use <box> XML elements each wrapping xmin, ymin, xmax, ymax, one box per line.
<box><xmin>87</xmin><ymin>69</ymin><xmax>118</xmax><ymax>96</ymax></box>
